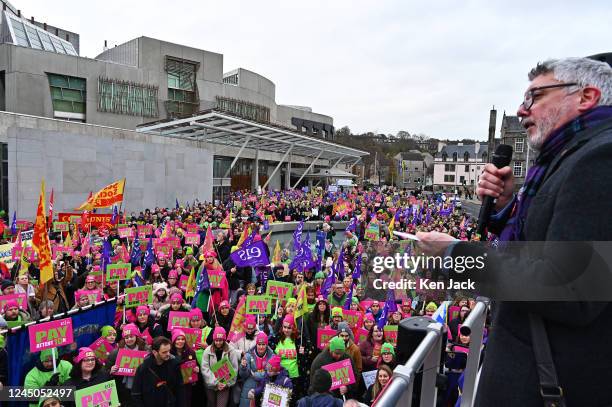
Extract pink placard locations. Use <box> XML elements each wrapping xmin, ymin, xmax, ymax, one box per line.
<box><xmin>78</xmin><ymin>290</ymin><xmax>103</xmax><ymax>304</ymax></box>
<box><xmin>343</xmin><ymin>310</ymin><xmax>364</xmax><ymax>329</ymax></box>
<box><xmin>322</xmin><ymin>359</ymin><xmax>356</xmax><ymax>390</ymax></box>
<box><xmin>29</xmin><ymin>317</ymin><xmax>74</xmax><ymax>352</ymax></box>
<box><xmin>114</xmin><ymin>349</ymin><xmax>148</xmax><ymax>376</ymax></box>
<box><xmin>184</xmin><ymin>233</ymin><xmax>200</xmax><ymax>246</ymax></box>
<box><xmin>89</xmin><ymin>337</ymin><xmax>113</xmax><ymax>363</ymax></box>
<box><xmin>360</xmin><ymin>300</ymin><xmax>373</xmax><ymax>311</ymax></box>
<box><xmin>208</xmin><ymin>269</ymin><xmax>225</xmax><ymax>289</ymax></box>
<box><xmin>317</xmin><ymin>328</ymin><xmax>337</xmax><ymax>350</ymax></box>
<box><xmin>0</xmin><ymin>293</ymin><xmax>28</xmax><ymax>311</ymax></box>
<box><xmin>355</xmin><ymin>328</ymin><xmax>369</xmax><ymax>345</ymax></box>
<box><xmin>180</xmin><ymin>360</ymin><xmax>199</xmax><ymax>384</ymax></box>
<box><xmin>179</xmin><ymin>275</ymin><xmax>188</xmax><ymax>291</ymax></box>
<box><xmin>182</xmin><ymin>328</ymin><xmax>202</xmax><ymax>348</ymax></box>
<box><xmin>185</xmin><ymin>224</ymin><xmax>199</xmax><ymax>234</ymax></box>
<box><xmin>167</xmin><ymin>311</ymin><xmax>191</xmax><ymax>331</ymax></box>
<box><xmin>118</xmin><ymin>227</ymin><xmax>134</xmax><ymax>239</ymax></box>
<box><xmin>448</xmin><ymin>306</ymin><xmax>461</xmax><ymax>322</ymax></box>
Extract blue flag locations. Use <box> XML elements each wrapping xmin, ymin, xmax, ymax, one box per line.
<box><xmin>143</xmin><ymin>235</ymin><xmax>155</xmax><ymax>278</ymax></box>
<box><xmin>10</xmin><ymin>211</ymin><xmax>17</xmax><ymax>235</ymax></box>
<box><xmin>352</xmin><ymin>254</ymin><xmax>362</xmax><ymax>280</ymax></box>
<box><xmin>191</xmin><ymin>263</ymin><xmax>211</xmax><ymax>308</ymax></box>
<box><xmin>315</xmin><ymin>230</ymin><xmax>326</xmax><ymax>272</ymax></box>
<box><xmin>176</xmin><ymin>198</ymin><xmax>180</xmax><ymax>209</ymax></box>
<box><xmin>111</xmin><ymin>205</ymin><xmax>118</xmax><ymax>224</ymax></box>
<box><xmin>101</xmin><ymin>240</ymin><xmax>112</xmax><ymax>274</ymax></box>
<box><xmin>130</xmin><ymin>234</ymin><xmax>141</xmax><ymax>266</ymax></box>
<box><xmin>343</xmin><ymin>284</ymin><xmax>354</xmax><ymax>310</ymax></box>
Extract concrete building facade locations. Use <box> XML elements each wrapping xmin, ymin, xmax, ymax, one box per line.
<box><xmin>500</xmin><ymin>113</ymin><xmax>532</xmax><ymax>192</ymax></box>
<box><xmin>432</xmin><ymin>143</ymin><xmax>488</xmax><ymax>192</ymax></box>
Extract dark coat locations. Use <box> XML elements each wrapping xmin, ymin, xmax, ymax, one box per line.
<box><xmin>309</xmin><ymin>349</ymin><xmax>359</xmax><ymax>399</ymax></box>
<box><xmin>454</xmin><ymin>116</ymin><xmax>612</xmax><ymax>407</ymax></box>
<box><xmin>131</xmin><ymin>354</ymin><xmax>185</xmax><ymax>407</ymax></box>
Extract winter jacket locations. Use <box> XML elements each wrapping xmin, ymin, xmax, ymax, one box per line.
<box><xmin>232</xmin><ymin>330</ymin><xmax>260</xmax><ymax>355</ymax></box>
<box><xmin>310</xmin><ymin>350</ymin><xmax>359</xmax><ymax>399</ymax></box>
<box><xmin>24</xmin><ymin>360</ymin><xmax>72</xmax><ymax>407</ymax></box>
<box><xmin>132</xmin><ymin>354</ymin><xmax>185</xmax><ymax>407</ymax></box>
<box><xmin>296</xmin><ymin>393</ymin><xmax>343</xmax><ymax>407</ymax></box>
<box><xmin>274</xmin><ymin>337</ymin><xmax>300</xmax><ymax>378</ymax></box>
<box><xmin>200</xmin><ymin>342</ymin><xmax>241</xmax><ymax>389</ymax></box>
<box><xmin>359</xmin><ymin>339</ymin><xmax>383</xmax><ymax>371</ymax></box>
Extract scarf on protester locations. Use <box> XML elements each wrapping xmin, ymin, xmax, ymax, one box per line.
<box><xmin>499</xmin><ymin>106</ymin><xmax>612</xmax><ymax>241</ymax></box>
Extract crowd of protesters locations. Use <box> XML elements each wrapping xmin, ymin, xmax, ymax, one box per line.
<box><xmin>0</xmin><ymin>186</ymin><xmax>485</xmax><ymax>407</ymax></box>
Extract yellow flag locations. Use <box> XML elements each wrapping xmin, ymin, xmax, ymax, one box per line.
<box><xmin>32</xmin><ymin>179</ymin><xmax>53</xmax><ymax>284</ymax></box>
<box><xmin>236</xmin><ymin>226</ymin><xmax>250</xmax><ymax>248</ymax></box>
<box><xmin>388</xmin><ymin>215</ymin><xmax>396</xmax><ymax>236</ymax></box>
<box><xmin>19</xmin><ymin>245</ymin><xmax>31</xmax><ymax>276</ymax></box>
<box><xmin>76</xmin><ymin>178</ymin><xmax>125</xmax><ymax>211</ymax></box>
<box><xmin>273</xmin><ymin>240</ymin><xmax>281</xmax><ymax>264</ymax></box>
<box><xmin>64</xmin><ymin>231</ymin><xmax>72</xmax><ymax>248</ymax></box>
<box><xmin>294</xmin><ymin>284</ymin><xmax>307</xmax><ymax>324</ymax></box>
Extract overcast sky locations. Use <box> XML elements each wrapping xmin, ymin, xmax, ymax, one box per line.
<box><xmin>16</xmin><ymin>0</ymin><xmax>612</xmax><ymax>140</ymax></box>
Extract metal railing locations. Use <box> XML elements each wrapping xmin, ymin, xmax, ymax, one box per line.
<box><xmin>373</xmin><ymin>300</ymin><xmax>489</xmax><ymax>407</ymax></box>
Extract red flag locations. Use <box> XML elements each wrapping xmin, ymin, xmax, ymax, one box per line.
<box><xmin>81</xmin><ymin>211</ymin><xmax>89</xmax><ymax>230</ymax></box>
<box><xmin>48</xmin><ymin>189</ymin><xmax>54</xmax><ymax>229</ymax></box>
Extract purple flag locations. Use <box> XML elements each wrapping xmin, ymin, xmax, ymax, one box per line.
<box><xmin>230</xmin><ymin>240</ymin><xmax>270</xmax><ymax>267</ymax></box>
<box><xmin>336</xmin><ymin>248</ymin><xmax>345</xmax><ymax>281</ymax></box>
<box><xmin>343</xmin><ymin>284</ymin><xmax>354</xmax><ymax>310</ymax></box>
<box><xmin>293</xmin><ymin>221</ymin><xmax>304</xmax><ymax>252</ymax></box>
<box><xmin>352</xmin><ymin>254</ymin><xmax>362</xmax><ymax>280</ymax></box>
<box><xmin>377</xmin><ymin>289</ymin><xmax>397</xmax><ymax>329</ymax></box>
<box><xmin>345</xmin><ymin>216</ymin><xmax>357</xmax><ymax>233</ymax></box>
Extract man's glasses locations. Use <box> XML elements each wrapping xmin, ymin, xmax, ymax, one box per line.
<box><xmin>521</xmin><ymin>83</ymin><xmax>578</xmax><ymax>111</ymax></box>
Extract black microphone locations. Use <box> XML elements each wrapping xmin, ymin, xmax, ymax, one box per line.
<box><xmin>476</xmin><ymin>144</ymin><xmax>513</xmax><ymax>239</ymax></box>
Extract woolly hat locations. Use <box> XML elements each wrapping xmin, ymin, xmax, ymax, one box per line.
<box><xmin>3</xmin><ymin>299</ymin><xmax>19</xmax><ymax>313</ymax></box>
<box><xmin>425</xmin><ymin>302</ymin><xmax>438</xmax><ymax>312</ymax></box>
<box><xmin>245</xmin><ymin>315</ymin><xmax>257</xmax><ymax>330</ymax></box>
<box><xmin>331</xmin><ymin>307</ymin><xmax>344</xmax><ymax>319</ymax></box>
<box><xmin>316</xmin><ymin>295</ymin><xmax>327</xmax><ymax>304</ymax></box>
<box><xmin>74</xmin><ymin>347</ymin><xmax>96</xmax><ymax>364</ymax></box>
<box><xmin>136</xmin><ymin>305</ymin><xmax>149</xmax><ymax>316</ymax></box>
<box><xmin>285</xmin><ymin>298</ymin><xmax>297</xmax><ymax>308</ymax></box>
<box><xmin>151</xmin><ymin>264</ymin><xmax>160</xmax><ymax>273</ymax></box>
<box><xmin>311</xmin><ymin>369</ymin><xmax>333</xmax><ymax>394</ymax></box>
<box><xmin>85</xmin><ymin>275</ymin><xmax>96</xmax><ymax>283</ymax></box>
<box><xmin>168</xmin><ymin>269</ymin><xmax>178</xmax><ymax>279</ymax></box>
<box><xmin>40</xmin><ymin>348</ymin><xmax>58</xmax><ymax>362</ymax></box>
<box><xmin>122</xmin><ymin>323</ymin><xmax>140</xmax><ymax>338</ymax></box>
<box><xmin>170</xmin><ymin>293</ymin><xmax>184</xmax><ymax>304</ymax></box>
<box><xmin>174</xmin><ymin>259</ymin><xmax>184</xmax><ymax>268</ymax></box>
<box><xmin>219</xmin><ymin>300</ymin><xmax>230</xmax><ymax>309</ymax></box>
<box><xmin>101</xmin><ymin>325</ymin><xmax>116</xmax><ymax>338</ymax></box>
<box><xmin>213</xmin><ymin>326</ymin><xmax>226</xmax><ymax>341</ymax></box>
<box><xmin>185</xmin><ymin>247</ymin><xmax>194</xmax><ymax>255</ymax></box>
<box><xmin>381</xmin><ymin>343</ymin><xmax>395</xmax><ymax>355</ymax></box>
<box><xmin>256</xmin><ymin>331</ymin><xmax>268</xmax><ymax>345</ymax></box>
<box><xmin>157</xmin><ymin>253</ymin><xmax>166</xmax><ymax>260</ymax></box>
<box><xmin>267</xmin><ymin>355</ymin><xmax>282</xmax><ymax>371</ymax></box>
<box><xmin>329</xmin><ymin>336</ymin><xmax>346</xmax><ymax>353</ymax></box>
<box><xmin>204</xmin><ymin>250</ymin><xmax>216</xmax><ymax>258</ymax></box>
<box><xmin>336</xmin><ymin>321</ymin><xmax>354</xmax><ymax>342</ymax></box>
<box><xmin>282</xmin><ymin>314</ymin><xmax>295</xmax><ymax>327</ymax></box>
<box><xmin>171</xmin><ymin>328</ymin><xmax>186</xmax><ymax>344</ymax></box>
<box><xmin>364</xmin><ymin>313</ymin><xmax>375</xmax><ymax>322</ymax></box>
<box><xmin>190</xmin><ymin>307</ymin><xmax>203</xmax><ymax>321</ymax></box>
<box><xmin>153</xmin><ymin>282</ymin><xmax>168</xmax><ymax>295</ymax></box>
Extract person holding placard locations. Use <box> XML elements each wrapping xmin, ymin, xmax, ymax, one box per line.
<box><xmin>213</xmin><ymin>300</ymin><xmax>234</xmax><ymax>334</ymax></box>
<box><xmin>249</xmin><ymin>355</ymin><xmax>293</xmax><ymax>406</ymax></box>
<box><xmin>359</xmin><ymin>325</ymin><xmax>384</xmax><ymax>372</ymax></box>
<box><xmin>233</xmin><ymin>314</ymin><xmax>260</xmax><ymax>355</ymax></box>
<box><xmin>107</xmin><ymin>323</ymin><xmax>147</xmax><ymax>406</ymax></box>
<box><xmin>239</xmin><ymin>331</ymin><xmax>275</xmax><ymax>407</ymax></box>
<box><xmin>305</xmin><ymin>296</ymin><xmax>330</xmax><ymax>353</ymax></box>
<box><xmin>201</xmin><ymin>326</ymin><xmax>241</xmax><ymax>407</ymax></box>
<box><xmin>36</xmin><ymin>261</ymin><xmax>73</xmax><ymax>314</ymax></box>
<box><xmin>133</xmin><ymin>305</ymin><xmax>163</xmax><ymax>345</ymax></box>
<box><xmin>64</xmin><ymin>347</ymin><xmax>112</xmax><ymax>403</ymax></box>
<box><xmin>310</xmin><ymin>337</ymin><xmax>358</xmax><ymax>399</ymax></box>
<box><xmin>171</xmin><ymin>329</ymin><xmax>199</xmax><ymax>407</ymax></box>
<box><xmin>296</xmin><ymin>369</ymin><xmax>342</xmax><ymax>407</ymax></box>
<box><xmin>362</xmin><ymin>365</ymin><xmax>392</xmax><ymax>405</ymax></box>
<box><xmin>24</xmin><ymin>349</ymin><xmax>72</xmax><ymax>407</ymax></box>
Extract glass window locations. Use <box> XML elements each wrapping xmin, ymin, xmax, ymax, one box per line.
<box><xmin>10</xmin><ymin>19</ymin><xmax>29</xmax><ymax>47</ymax></box>
<box><xmin>38</xmin><ymin>32</ymin><xmax>55</xmax><ymax>51</ymax></box>
<box><xmin>465</xmin><ymin>165</ymin><xmax>469</xmax><ymax>171</ymax></box>
<box><xmin>97</xmin><ymin>77</ymin><xmax>158</xmax><ymax>117</ymax></box>
<box><xmin>515</xmin><ymin>138</ymin><xmax>524</xmax><ymax>153</ymax></box>
<box><xmin>47</xmin><ymin>73</ymin><xmax>86</xmax><ymax>119</ymax></box>
<box><xmin>25</xmin><ymin>25</ymin><xmax>42</xmax><ymax>49</ymax></box>
<box><xmin>513</xmin><ymin>161</ymin><xmax>524</xmax><ymax>177</ymax></box>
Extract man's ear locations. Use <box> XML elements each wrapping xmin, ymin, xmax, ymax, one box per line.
<box><xmin>578</xmin><ymin>86</ymin><xmax>602</xmax><ymax>112</ymax></box>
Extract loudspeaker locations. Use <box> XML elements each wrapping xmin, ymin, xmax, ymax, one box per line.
<box><xmin>397</xmin><ymin>316</ymin><xmax>445</xmax><ymax>364</ymax></box>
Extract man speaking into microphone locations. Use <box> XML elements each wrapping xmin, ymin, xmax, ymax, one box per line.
<box><xmin>417</xmin><ymin>57</ymin><xmax>612</xmax><ymax>406</ymax></box>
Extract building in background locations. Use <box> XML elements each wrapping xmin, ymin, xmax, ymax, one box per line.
<box><xmin>393</xmin><ymin>151</ymin><xmax>428</xmax><ymax>190</ymax></box>
<box><xmin>500</xmin><ymin>113</ymin><xmax>531</xmax><ymax>192</ymax></box>
<box><xmin>0</xmin><ymin>2</ymin><xmax>367</xmax><ymax>217</ymax></box>
<box><xmin>432</xmin><ymin>143</ymin><xmax>488</xmax><ymax>193</ymax></box>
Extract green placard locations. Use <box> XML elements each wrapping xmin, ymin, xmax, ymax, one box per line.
<box><xmin>106</xmin><ymin>263</ymin><xmax>132</xmax><ymax>282</ymax></box>
<box><xmin>211</xmin><ymin>357</ymin><xmax>237</xmax><ymax>384</ymax></box>
<box><xmin>265</xmin><ymin>281</ymin><xmax>294</xmax><ymax>300</ymax></box>
<box><xmin>245</xmin><ymin>295</ymin><xmax>273</xmax><ymax>315</ymax></box>
<box><xmin>74</xmin><ymin>379</ymin><xmax>119</xmax><ymax>407</ymax></box>
<box><xmin>124</xmin><ymin>285</ymin><xmax>152</xmax><ymax>309</ymax></box>
<box><xmin>53</xmin><ymin>221</ymin><xmax>69</xmax><ymax>232</ymax></box>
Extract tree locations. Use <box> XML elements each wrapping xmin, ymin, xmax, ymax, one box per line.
<box><xmin>396</xmin><ymin>130</ymin><xmax>411</xmax><ymax>140</ymax></box>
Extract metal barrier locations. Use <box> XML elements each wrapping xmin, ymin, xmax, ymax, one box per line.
<box><xmin>372</xmin><ymin>299</ymin><xmax>489</xmax><ymax>407</ymax></box>
<box><xmin>372</xmin><ymin>319</ymin><xmax>444</xmax><ymax>407</ymax></box>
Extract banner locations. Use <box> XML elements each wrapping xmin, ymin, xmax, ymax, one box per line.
<box><xmin>362</xmin><ymin>370</ymin><xmax>377</xmax><ymax>390</ymax></box>
<box><xmin>8</xmin><ymin>301</ymin><xmax>117</xmax><ymax>387</ymax></box>
<box><xmin>180</xmin><ymin>360</ymin><xmax>199</xmax><ymax>384</ymax></box>
<box><xmin>179</xmin><ymin>275</ymin><xmax>189</xmax><ymax>291</ymax></box>
<box><xmin>0</xmin><ymin>242</ymin><xmax>16</xmax><ymax>268</ymax></box>
<box><xmin>185</xmin><ymin>224</ymin><xmax>199</xmax><ymax>234</ymax></box>
<box><xmin>137</xmin><ymin>225</ymin><xmax>153</xmax><ymax>238</ymax></box>
<box><xmin>182</xmin><ymin>328</ymin><xmax>202</xmax><ymax>348</ymax></box>
<box><xmin>0</xmin><ymin>293</ymin><xmax>28</xmax><ymax>311</ymax></box>
<box><xmin>58</xmin><ymin>213</ymin><xmax>114</xmax><ymax>229</ymax></box>
<box><xmin>106</xmin><ymin>263</ymin><xmax>131</xmax><ymax>282</ymax></box>
<box><xmin>383</xmin><ymin>325</ymin><xmax>398</xmax><ymax>346</ymax></box>
<box><xmin>265</xmin><ymin>281</ymin><xmax>294</xmax><ymax>300</ymax></box>
<box><xmin>118</xmin><ymin>227</ymin><xmax>134</xmax><ymax>239</ymax></box>
<box><xmin>78</xmin><ymin>290</ymin><xmax>102</xmax><ymax>304</ymax></box>
<box><xmin>167</xmin><ymin>311</ymin><xmax>191</xmax><ymax>331</ymax></box>
<box><xmin>316</xmin><ymin>328</ymin><xmax>337</xmax><ymax>350</ymax></box>
<box><xmin>75</xmin><ymin>380</ymin><xmax>120</xmax><ymax>407</ymax></box>
<box><xmin>230</xmin><ymin>240</ymin><xmax>270</xmax><ymax>268</ymax></box>
<box><xmin>208</xmin><ymin>269</ymin><xmax>225</xmax><ymax>289</ymax></box>
<box><xmin>227</xmin><ymin>296</ymin><xmax>247</xmax><ymax>343</ymax></box>
<box><xmin>89</xmin><ymin>337</ymin><xmax>113</xmax><ymax>364</ymax></box>
<box><xmin>184</xmin><ymin>233</ymin><xmax>200</xmax><ymax>246</ymax></box>
<box><xmin>114</xmin><ymin>348</ymin><xmax>147</xmax><ymax>376</ymax></box>
<box><xmin>364</xmin><ymin>222</ymin><xmax>380</xmax><ymax>241</ymax></box>
<box><xmin>211</xmin><ymin>357</ymin><xmax>237</xmax><ymax>384</ymax></box>
<box><xmin>124</xmin><ymin>285</ymin><xmax>152</xmax><ymax>309</ymax></box>
<box><xmin>246</xmin><ymin>295</ymin><xmax>272</xmax><ymax>315</ymax></box>
<box><xmin>28</xmin><ymin>317</ymin><xmax>74</xmax><ymax>352</ymax></box>
<box><xmin>322</xmin><ymin>359</ymin><xmax>356</xmax><ymax>390</ymax></box>
<box><xmin>262</xmin><ymin>383</ymin><xmax>292</xmax><ymax>407</ymax></box>
<box><xmin>76</xmin><ymin>178</ymin><xmax>126</xmax><ymax>210</ymax></box>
